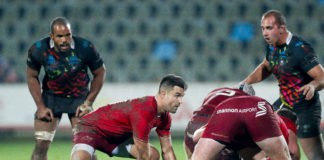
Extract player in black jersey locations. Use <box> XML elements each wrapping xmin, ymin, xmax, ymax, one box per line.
<box><xmin>241</xmin><ymin>10</ymin><xmax>324</xmax><ymax>160</ymax></box>
<box><xmin>27</xmin><ymin>17</ymin><xmax>106</xmax><ymax>160</ymax></box>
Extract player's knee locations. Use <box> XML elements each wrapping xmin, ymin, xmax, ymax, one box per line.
<box><xmin>71</xmin><ymin>143</ymin><xmax>94</xmax><ymax>160</ymax></box>
<box><xmin>149</xmin><ymin>146</ymin><xmax>160</xmax><ymax>160</ymax></box>
<box><xmin>34</xmin><ymin>131</ymin><xmax>56</xmax><ymax>142</ymax></box>
<box><xmin>71</xmin><ymin>150</ymin><xmax>92</xmax><ymax>160</ymax></box>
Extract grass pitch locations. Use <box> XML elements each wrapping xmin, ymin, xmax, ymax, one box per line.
<box><xmin>1</xmin><ymin>137</ymin><xmax>308</xmax><ymax>160</ymax></box>
<box><xmin>1</xmin><ymin>138</ymin><xmax>186</xmax><ymax>160</ymax></box>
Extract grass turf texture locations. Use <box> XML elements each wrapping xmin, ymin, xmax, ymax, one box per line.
<box><xmin>1</xmin><ymin>138</ymin><xmax>308</xmax><ymax>160</ymax></box>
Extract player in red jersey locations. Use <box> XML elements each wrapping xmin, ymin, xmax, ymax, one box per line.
<box><xmin>184</xmin><ymin>87</ymin><xmax>252</xmax><ymax>160</ymax></box>
<box><xmin>70</xmin><ymin>74</ymin><xmax>187</xmax><ymax>160</ymax></box>
<box><xmin>253</xmin><ymin>108</ymin><xmax>300</xmax><ymax>160</ymax></box>
<box><xmin>192</xmin><ymin>96</ymin><xmax>291</xmax><ymax>160</ymax></box>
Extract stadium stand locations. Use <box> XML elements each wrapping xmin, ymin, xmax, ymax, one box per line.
<box><xmin>0</xmin><ymin>0</ymin><xmax>323</xmax><ymax>82</ymax></box>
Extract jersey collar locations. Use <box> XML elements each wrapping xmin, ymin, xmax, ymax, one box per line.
<box><xmin>286</xmin><ymin>31</ymin><xmax>293</xmax><ymax>45</ymax></box>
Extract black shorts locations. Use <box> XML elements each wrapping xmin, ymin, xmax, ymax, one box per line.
<box><xmin>35</xmin><ymin>92</ymin><xmax>87</xmax><ymax>119</ymax></box>
<box><xmin>281</xmin><ymin>98</ymin><xmax>322</xmax><ymax>138</ymax></box>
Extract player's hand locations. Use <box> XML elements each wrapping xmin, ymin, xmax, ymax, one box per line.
<box><xmin>297</xmin><ymin>84</ymin><xmax>315</xmax><ymax>100</ymax></box>
<box><xmin>238</xmin><ymin>82</ymin><xmax>255</xmax><ymax>96</ymax></box>
<box><xmin>76</xmin><ymin>100</ymin><xmax>93</xmax><ymax>117</ymax></box>
<box><xmin>37</xmin><ymin>107</ymin><xmax>54</xmax><ymax>122</ymax></box>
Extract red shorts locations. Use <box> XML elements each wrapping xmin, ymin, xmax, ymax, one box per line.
<box><xmin>184</xmin><ymin>104</ymin><xmax>215</xmax><ymax>153</ymax></box>
<box><xmin>203</xmin><ymin>96</ymin><xmax>281</xmax><ymax>149</ymax></box>
<box><xmin>184</xmin><ymin>120</ymin><xmax>203</xmax><ymax>153</ymax></box>
<box><xmin>72</xmin><ymin>124</ymin><xmax>132</xmax><ymax>156</ymax></box>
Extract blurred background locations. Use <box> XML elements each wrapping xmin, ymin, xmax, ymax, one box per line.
<box><xmin>0</xmin><ymin>0</ymin><xmax>323</xmax><ymax>159</ymax></box>
<box><xmin>1</xmin><ymin>0</ymin><xmax>323</xmax><ymax>83</ymax></box>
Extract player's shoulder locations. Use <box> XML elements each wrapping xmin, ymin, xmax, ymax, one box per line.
<box><xmin>135</xmin><ymin>96</ymin><xmax>155</xmax><ymax>104</ymax></box>
<box><xmin>289</xmin><ymin>35</ymin><xmax>314</xmax><ymax>53</ymax></box>
<box><xmin>133</xmin><ymin>96</ymin><xmax>156</xmax><ymax>112</ymax></box>
<box><xmin>73</xmin><ymin>36</ymin><xmax>95</xmax><ymax>49</ymax></box>
<box><xmin>28</xmin><ymin>37</ymin><xmax>50</xmax><ymax>54</ymax></box>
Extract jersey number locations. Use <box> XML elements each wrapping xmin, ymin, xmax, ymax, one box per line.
<box><xmin>256</xmin><ymin>102</ymin><xmax>267</xmax><ymax>117</ymax></box>
<box><xmin>203</xmin><ymin>89</ymin><xmax>236</xmax><ymax>105</ymax></box>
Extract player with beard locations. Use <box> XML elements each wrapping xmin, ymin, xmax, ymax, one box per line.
<box><xmin>71</xmin><ymin>74</ymin><xmax>187</xmax><ymax>160</ymax></box>
<box><xmin>27</xmin><ymin>17</ymin><xmax>106</xmax><ymax>160</ymax></box>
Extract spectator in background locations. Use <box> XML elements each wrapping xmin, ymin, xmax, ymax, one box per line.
<box><xmin>27</xmin><ymin>17</ymin><xmax>106</xmax><ymax>160</ymax></box>
<box><xmin>240</xmin><ymin>10</ymin><xmax>324</xmax><ymax>160</ymax></box>
<box><xmin>0</xmin><ymin>57</ymin><xmax>18</xmax><ymax>83</ymax></box>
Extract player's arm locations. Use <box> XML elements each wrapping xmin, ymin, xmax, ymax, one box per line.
<box><xmin>133</xmin><ymin>136</ymin><xmax>150</xmax><ymax>160</ymax></box>
<box><xmin>159</xmin><ymin>136</ymin><xmax>176</xmax><ymax>160</ymax></box>
<box><xmin>76</xmin><ymin>64</ymin><xmax>106</xmax><ymax>117</ymax></box>
<box><xmin>298</xmin><ymin>64</ymin><xmax>324</xmax><ymax>100</ymax></box>
<box><xmin>242</xmin><ymin>58</ymin><xmax>272</xmax><ymax>84</ymax></box>
<box><xmin>27</xmin><ymin>66</ymin><xmax>53</xmax><ymax>121</ymax></box>
<box><xmin>287</xmin><ymin>129</ymin><xmax>300</xmax><ymax>160</ymax></box>
<box><xmin>87</xmin><ymin>64</ymin><xmax>106</xmax><ymax>102</ymax></box>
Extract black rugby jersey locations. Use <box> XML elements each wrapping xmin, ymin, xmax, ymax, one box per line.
<box><xmin>27</xmin><ymin>36</ymin><xmax>104</xmax><ymax>98</ymax></box>
<box><xmin>266</xmin><ymin>34</ymin><xmax>319</xmax><ymax>108</ymax></box>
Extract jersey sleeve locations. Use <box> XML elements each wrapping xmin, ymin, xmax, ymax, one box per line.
<box><xmin>130</xmin><ymin>105</ymin><xmax>155</xmax><ymax>142</ymax></box>
<box><xmin>295</xmin><ymin>42</ymin><xmax>319</xmax><ymax>72</ymax></box>
<box><xmin>280</xmin><ymin>116</ymin><xmax>297</xmax><ymax>134</ymax></box>
<box><xmin>276</xmin><ymin>114</ymin><xmax>289</xmax><ymax>143</ymax></box>
<box><xmin>155</xmin><ymin>113</ymin><xmax>172</xmax><ymax>137</ymax></box>
<box><xmin>27</xmin><ymin>42</ymin><xmax>42</xmax><ymax>72</ymax></box>
<box><xmin>82</xmin><ymin>41</ymin><xmax>104</xmax><ymax>71</ymax></box>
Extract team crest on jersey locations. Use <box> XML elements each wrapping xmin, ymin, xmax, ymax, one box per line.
<box><xmin>255</xmin><ymin>102</ymin><xmax>267</xmax><ymax>117</ymax></box>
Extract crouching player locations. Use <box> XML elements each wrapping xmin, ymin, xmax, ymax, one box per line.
<box><xmin>70</xmin><ymin>74</ymin><xmax>187</xmax><ymax>160</ymax></box>
<box><xmin>192</xmin><ymin>95</ymin><xmax>291</xmax><ymax>160</ymax></box>
<box><xmin>184</xmin><ymin>86</ymin><xmax>254</xmax><ymax>160</ymax></box>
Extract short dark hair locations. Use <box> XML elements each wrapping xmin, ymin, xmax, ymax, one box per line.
<box><xmin>262</xmin><ymin>10</ymin><xmax>286</xmax><ymax>27</ymax></box>
<box><xmin>159</xmin><ymin>74</ymin><xmax>187</xmax><ymax>93</ymax></box>
<box><xmin>277</xmin><ymin>108</ymin><xmax>298</xmax><ymax>126</ymax></box>
<box><xmin>50</xmin><ymin>17</ymin><xmax>71</xmax><ymax>33</ymax></box>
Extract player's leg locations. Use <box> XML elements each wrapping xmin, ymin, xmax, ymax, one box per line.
<box><xmin>69</xmin><ymin>114</ymin><xmax>98</xmax><ymax>160</ymax></box>
<box><xmin>256</xmin><ymin>135</ymin><xmax>291</xmax><ymax>160</ymax></box>
<box><xmin>31</xmin><ymin>115</ymin><xmax>61</xmax><ymax>160</ymax></box>
<box><xmin>71</xmin><ymin>143</ymin><xmax>95</xmax><ymax>160</ymax></box>
<box><xmin>299</xmin><ymin>136</ymin><xmax>324</xmax><ymax>160</ymax></box>
<box><xmin>294</xmin><ymin>103</ymin><xmax>324</xmax><ymax>160</ymax></box>
<box><xmin>184</xmin><ymin>142</ymin><xmax>193</xmax><ymax>160</ymax></box>
<box><xmin>191</xmin><ymin>138</ymin><xmax>225</xmax><ymax>160</ymax></box>
<box><xmin>69</xmin><ymin>115</ymin><xmax>79</xmax><ymax>129</ymax></box>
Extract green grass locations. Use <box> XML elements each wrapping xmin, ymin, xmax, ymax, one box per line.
<box><xmin>0</xmin><ymin>138</ymin><xmax>186</xmax><ymax>160</ymax></box>
<box><xmin>0</xmin><ymin>138</ymin><xmax>308</xmax><ymax>160</ymax></box>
